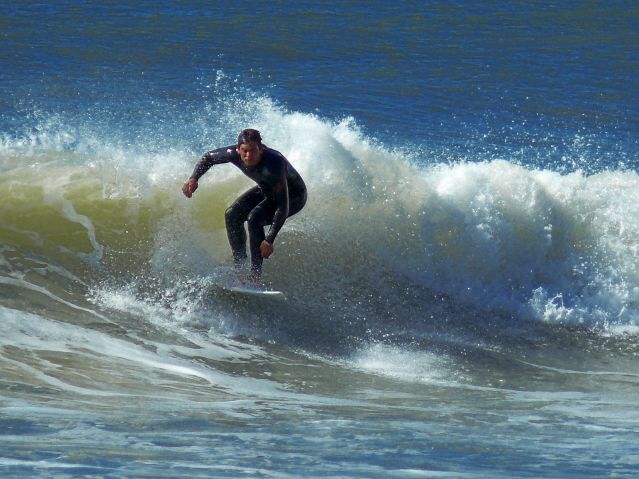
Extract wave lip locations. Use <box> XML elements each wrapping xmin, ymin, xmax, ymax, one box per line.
<box><xmin>2</xmin><ymin>102</ymin><xmax>639</xmax><ymax>336</ymax></box>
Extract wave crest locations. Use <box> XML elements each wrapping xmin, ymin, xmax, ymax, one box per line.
<box><xmin>2</xmin><ymin>103</ymin><xmax>639</xmax><ymax>335</ymax></box>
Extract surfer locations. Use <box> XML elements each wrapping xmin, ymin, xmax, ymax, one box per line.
<box><xmin>182</xmin><ymin>129</ymin><xmax>307</xmax><ymax>282</ymax></box>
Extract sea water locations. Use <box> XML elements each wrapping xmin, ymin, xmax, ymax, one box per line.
<box><xmin>1</xmin><ymin>1</ymin><xmax>639</xmax><ymax>477</ymax></box>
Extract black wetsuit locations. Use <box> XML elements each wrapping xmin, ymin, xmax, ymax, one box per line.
<box><xmin>190</xmin><ymin>145</ymin><xmax>307</xmax><ymax>275</ymax></box>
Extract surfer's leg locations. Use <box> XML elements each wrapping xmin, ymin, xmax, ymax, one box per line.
<box><xmin>245</xmin><ymin>190</ymin><xmax>306</xmax><ymax>278</ymax></box>
<box><xmin>246</xmin><ymin>199</ymin><xmax>276</xmax><ymax>278</ymax></box>
<box><xmin>225</xmin><ymin>187</ymin><xmax>264</xmax><ymax>268</ymax></box>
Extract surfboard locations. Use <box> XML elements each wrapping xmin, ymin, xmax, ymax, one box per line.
<box><xmin>222</xmin><ymin>284</ymin><xmax>286</xmax><ymax>300</ymax></box>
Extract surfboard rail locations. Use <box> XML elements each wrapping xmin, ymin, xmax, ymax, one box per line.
<box><xmin>222</xmin><ymin>284</ymin><xmax>286</xmax><ymax>300</ymax></box>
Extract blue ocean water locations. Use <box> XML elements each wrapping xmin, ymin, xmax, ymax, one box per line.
<box><xmin>2</xmin><ymin>1</ymin><xmax>639</xmax><ymax>478</ymax></box>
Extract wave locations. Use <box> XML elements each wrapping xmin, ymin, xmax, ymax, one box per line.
<box><xmin>2</xmin><ymin>96</ymin><xmax>639</xmax><ymax>344</ymax></box>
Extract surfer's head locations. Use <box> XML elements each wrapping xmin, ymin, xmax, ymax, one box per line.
<box><xmin>237</xmin><ymin>128</ymin><xmax>262</xmax><ymax>148</ymax></box>
<box><xmin>237</xmin><ymin>128</ymin><xmax>264</xmax><ymax>167</ymax></box>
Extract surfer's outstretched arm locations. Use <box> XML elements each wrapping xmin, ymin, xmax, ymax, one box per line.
<box><xmin>182</xmin><ymin>147</ymin><xmax>235</xmax><ymax>198</ymax></box>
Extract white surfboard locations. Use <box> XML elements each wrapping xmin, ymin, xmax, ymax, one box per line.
<box><xmin>222</xmin><ymin>284</ymin><xmax>286</xmax><ymax>300</ymax></box>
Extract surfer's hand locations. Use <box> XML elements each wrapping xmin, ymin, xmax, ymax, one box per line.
<box><xmin>260</xmin><ymin>240</ymin><xmax>274</xmax><ymax>259</ymax></box>
<box><xmin>182</xmin><ymin>178</ymin><xmax>198</xmax><ymax>198</ymax></box>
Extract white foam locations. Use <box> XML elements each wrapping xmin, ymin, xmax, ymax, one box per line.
<box><xmin>0</xmin><ymin>305</ymin><xmax>271</xmax><ymax>397</ymax></box>
<box><xmin>350</xmin><ymin>343</ymin><xmax>451</xmax><ymax>384</ymax></box>
<box><xmin>0</xmin><ymin>276</ymin><xmax>111</xmax><ymax>323</ymax></box>
<box><xmin>4</xmin><ymin>101</ymin><xmax>639</xmax><ymax>334</ymax></box>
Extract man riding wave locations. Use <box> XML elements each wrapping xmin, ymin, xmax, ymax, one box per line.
<box><xmin>182</xmin><ymin>129</ymin><xmax>307</xmax><ymax>282</ymax></box>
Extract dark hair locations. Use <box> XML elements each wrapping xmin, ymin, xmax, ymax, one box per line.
<box><xmin>237</xmin><ymin>128</ymin><xmax>262</xmax><ymax>147</ymax></box>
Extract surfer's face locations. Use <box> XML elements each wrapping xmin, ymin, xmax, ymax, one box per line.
<box><xmin>237</xmin><ymin>142</ymin><xmax>262</xmax><ymax>167</ymax></box>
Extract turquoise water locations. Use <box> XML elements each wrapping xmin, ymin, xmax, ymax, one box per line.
<box><xmin>2</xmin><ymin>1</ymin><xmax>639</xmax><ymax>477</ymax></box>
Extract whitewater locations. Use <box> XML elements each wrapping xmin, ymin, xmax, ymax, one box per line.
<box><xmin>1</xmin><ymin>97</ymin><xmax>639</xmax><ymax>477</ymax></box>
<box><xmin>3</xmin><ymin>99</ymin><xmax>639</xmax><ymax>331</ymax></box>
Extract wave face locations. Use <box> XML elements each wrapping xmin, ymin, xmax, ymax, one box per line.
<box><xmin>2</xmin><ymin>94</ymin><xmax>639</xmax><ymax>342</ymax></box>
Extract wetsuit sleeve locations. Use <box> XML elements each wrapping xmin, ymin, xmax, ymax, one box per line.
<box><xmin>265</xmin><ymin>165</ymin><xmax>290</xmax><ymax>244</ymax></box>
<box><xmin>190</xmin><ymin>147</ymin><xmax>235</xmax><ymax>180</ymax></box>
